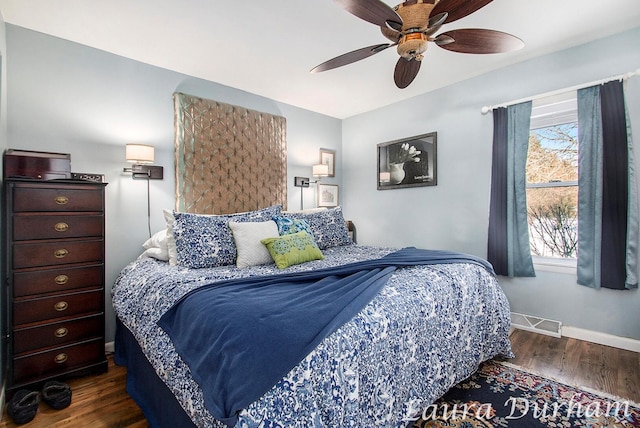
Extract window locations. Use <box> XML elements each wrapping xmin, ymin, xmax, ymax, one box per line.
<box><xmin>526</xmin><ymin>92</ymin><xmax>578</xmax><ymax>265</ymax></box>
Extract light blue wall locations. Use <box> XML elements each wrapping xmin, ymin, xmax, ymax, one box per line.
<box><xmin>342</xmin><ymin>27</ymin><xmax>640</xmax><ymax>340</ymax></box>
<box><xmin>4</xmin><ymin>25</ymin><xmax>342</xmax><ymax>342</ymax></box>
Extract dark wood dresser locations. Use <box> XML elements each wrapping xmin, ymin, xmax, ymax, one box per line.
<box><xmin>5</xmin><ymin>179</ymin><xmax>108</xmax><ymax>391</ymax></box>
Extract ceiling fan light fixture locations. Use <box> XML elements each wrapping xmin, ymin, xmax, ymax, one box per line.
<box><xmin>398</xmin><ymin>32</ymin><xmax>428</xmax><ymax>59</ymax></box>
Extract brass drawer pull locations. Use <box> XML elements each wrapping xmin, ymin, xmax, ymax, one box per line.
<box><xmin>54</xmin><ymin>327</ymin><xmax>68</xmax><ymax>338</ymax></box>
<box><xmin>54</xmin><ymin>249</ymin><xmax>68</xmax><ymax>258</ymax></box>
<box><xmin>54</xmin><ymin>301</ymin><xmax>68</xmax><ymax>312</ymax></box>
<box><xmin>54</xmin><ymin>222</ymin><xmax>69</xmax><ymax>232</ymax></box>
<box><xmin>54</xmin><ymin>274</ymin><xmax>69</xmax><ymax>285</ymax></box>
<box><xmin>54</xmin><ymin>196</ymin><xmax>69</xmax><ymax>205</ymax></box>
<box><xmin>54</xmin><ymin>353</ymin><xmax>68</xmax><ymax>364</ymax></box>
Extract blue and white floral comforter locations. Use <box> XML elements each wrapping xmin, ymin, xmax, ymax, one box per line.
<box><xmin>112</xmin><ymin>244</ymin><xmax>512</xmax><ymax>427</ymax></box>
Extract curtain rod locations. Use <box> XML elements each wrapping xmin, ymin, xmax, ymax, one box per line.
<box><xmin>480</xmin><ymin>68</ymin><xmax>640</xmax><ymax>115</ymax></box>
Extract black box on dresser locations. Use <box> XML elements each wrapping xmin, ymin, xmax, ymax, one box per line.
<box><xmin>3</xmin><ymin>149</ymin><xmax>71</xmax><ymax>180</ymax></box>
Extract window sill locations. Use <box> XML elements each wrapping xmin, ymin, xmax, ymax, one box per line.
<box><xmin>532</xmin><ymin>256</ymin><xmax>576</xmax><ymax>275</ymax></box>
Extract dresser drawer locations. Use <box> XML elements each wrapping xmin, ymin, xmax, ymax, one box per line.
<box><xmin>12</xmin><ymin>186</ymin><xmax>104</xmax><ymax>212</ymax></box>
<box><xmin>13</xmin><ymin>264</ymin><xmax>104</xmax><ymax>298</ymax></box>
<box><xmin>12</xmin><ymin>339</ymin><xmax>104</xmax><ymax>385</ymax></box>
<box><xmin>13</xmin><ymin>214</ymin><xmax>104</xmax><ymax>241</ymax></box>
<box><xmin>13</xmin><ymin>314</ymin><xmax>103</xmax><ymax>354</ymax></box>
<box><xmin>13</xmin><ymin>239</ymin><xmax>104</xmax><ymax>269</ymax></box>
<box><xmin>13</xmin><ymin>289</ymin><xmax>103</xmax><ymax>326</ymax></box>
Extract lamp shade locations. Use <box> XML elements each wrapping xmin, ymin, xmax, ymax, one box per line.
<box><xmin>312</xmin><ymin>163</ymin><xmax>329</xmax><ymax>177</ymax></box>
<box><xmin>126</xmin><ymin>144</ymin><xmax>154</xmax><ymax>164</ymax></box>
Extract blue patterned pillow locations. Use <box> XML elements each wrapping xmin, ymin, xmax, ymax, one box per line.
<box><xmin>272</xmin><ymin>216</ymin><xmax>314</xmax><ymax>237</ymax></box>
<box><xmin>287</xmin><ymin>206</ymin><xmax>352</xmax><ymax>250</ymax></box>
<box><xmin>172</xmin><ymin>205</ymin><xmax>282</xmax><ymax>268</ymax></box>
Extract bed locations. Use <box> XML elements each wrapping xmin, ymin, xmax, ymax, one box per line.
<box><xmin>112</xmin><ymin>205</ymin><xmax>513</xmax><ymax>428</ymax></box>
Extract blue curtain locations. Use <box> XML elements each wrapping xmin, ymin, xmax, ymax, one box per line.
<box><xmin>577</xmin><ymin>80</ymin><xmax>638</xmax><ymax>289</ymax></box>
<box><xmin>487</xmin><ymin>102</ymin><xmax>535</xmax><ymax>277</ymax></box>
<box><xmin>577</xmin><ymin>86</ymin><xmax>603</xmax><ymax>287</ymax></box>
<box><xmin>624</xmin><ymin>89</ymin><xmax>639</xmax><ymax>289</ymax></box>
<box><xmin>487</xmin><ymin>108</ymin><xmax>508</xmax><ymax>275</ymax></box>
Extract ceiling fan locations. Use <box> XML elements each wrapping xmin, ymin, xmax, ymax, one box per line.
<box><xmin>311</xmin><ymin>0</ymin><xmax>524</xmax><ymax>89</ymax></box>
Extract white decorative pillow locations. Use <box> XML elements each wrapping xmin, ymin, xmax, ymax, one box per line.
<box><xmin>163</xmin><ymin>209</ymin><xmax>179</xmax><ymax>266</ymax></box>
<box><xmin>143</xmin><ymin>229</ymin><xmax>168</xmax><ymax>250</ymax></box>
<box><xmin>140</xmin><ymin>229</ymin><xmax>170</xmax><ymax>261</ymax></box>
<box><xmin>138</xmin><ymin>247</ymin><xmax>169</xmax><ymax>261</ymax></box>
<box><xmin>229</xmin><ymin>220</ymin><xmax>280</xmax><ymax>268</ymax></box>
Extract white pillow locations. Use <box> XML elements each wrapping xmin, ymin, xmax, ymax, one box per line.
<box><xmin>143</xmin><ymin>229</ymin><xmax>168</xmax><ymax>250</ymax></box>
<box><xmin>163</xmin><ymin>209</ymin><xmax>179</xmax><ymax>266</ymax></box>
<box><xmin>138</xmin><ymin>246</ymin><xmax>169</xmax><ymax>261</ymax></box>
<box><xmin>229</xmin><ymin>220</ymin><xmax>280</xmax><ymax>268</ymax></box>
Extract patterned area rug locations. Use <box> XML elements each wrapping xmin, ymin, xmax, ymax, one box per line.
<box><xmin>411</xmin><ymin>360</ymin><xmax>639</xmax><ymax>427</ymax></box>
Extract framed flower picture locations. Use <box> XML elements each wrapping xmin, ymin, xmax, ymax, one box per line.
<box><xmin>377</xmin><ymin>132</ymin><xmax>437</xmax><ymax>190</ymax></box>
<box><xmin>317</xmin><ymin>184</ymin><xmax>339</xmax><ymax>207</ymax></box>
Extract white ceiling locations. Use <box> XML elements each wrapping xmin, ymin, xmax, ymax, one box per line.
<box><xmin>1</xmin><ymin>0</ymin><xmax>639</xmax><ymax>119</ymax></box>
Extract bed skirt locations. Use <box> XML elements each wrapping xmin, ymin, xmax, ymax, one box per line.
<box><xmin>114</xmin><ymin>318</ymin><xmax>197</xmax><ymax>428</ymax></box>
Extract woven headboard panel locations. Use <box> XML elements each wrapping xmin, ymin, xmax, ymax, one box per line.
<box><xmin>173</xmin><ymin>93</ymin><xmax>287</xmax><ymax>214</ymax></box>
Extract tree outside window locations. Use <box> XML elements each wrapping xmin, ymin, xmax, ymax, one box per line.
<box><xmin>526</xmin><ymin>94</ymin><xmax>578</xmax><ymax>260</ymax></box>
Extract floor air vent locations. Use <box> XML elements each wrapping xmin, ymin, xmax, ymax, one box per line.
<box><xmin>510</xmin><ymin>312</ymin><xmax>562</xmax><ymax>338</ymax></box>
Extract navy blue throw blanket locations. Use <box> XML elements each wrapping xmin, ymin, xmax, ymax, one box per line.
<box><xmin>158</xmin><ymin>247</ymin><xmax>493</xmax><ymax>426</ymax></box>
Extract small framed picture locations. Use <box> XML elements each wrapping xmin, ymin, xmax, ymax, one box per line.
<box><xmin>319</xmin><ymin>148</ymin><xmax>336</xmax><ymax>177</ymax></box>
<box><xmin>317</xmin><ymin>184</ymin><xmax>339</xmax><ymax>207</ymax></box>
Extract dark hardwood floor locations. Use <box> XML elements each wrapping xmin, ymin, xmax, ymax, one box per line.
<box><xmin>0</xmin><ymin>330</ymin><xmax>637</xmax><ymax>427</ymax></box>
<box><xmin>508</xmin><ymin>328</ymin><xmax>640</xmax><ymax>403</ymax></box>
<box><xmin>0</xmin><ymin>355</ymin><xmax>147</xmax><ymax>428</ymax></box>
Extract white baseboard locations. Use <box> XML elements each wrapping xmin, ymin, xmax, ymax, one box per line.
<box><xmin>105</xmin><ymin>341</ymin><xmax>115</xmax><ymax>354</ymax></box>
<box><xmin>561</xmin><ymin>326</ymin><xmax>640</xmax><ymax>353</ymax></box>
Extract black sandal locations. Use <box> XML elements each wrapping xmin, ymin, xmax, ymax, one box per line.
<box><xmin>7</xmin><ymin>389</ymin><xmax>39</xmax><ymax>424</ymax></box>
<box><xmin>41</xmin><ymin>381</ymin><xmax>72</xmax><ymax>410</ymax></box>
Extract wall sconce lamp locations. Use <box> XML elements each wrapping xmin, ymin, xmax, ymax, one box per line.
<box><xmin>293</xmin><ymin>164</ymin><xmax>331</xmax><ymax>210</ymax></box>
<box><xmin>123</xmin><ymin>144</ymin><xmax>164</xmax><ymax>179</ymax></box>
<box><xmin>312</xmin><ymin>163</ymin><xmax>329</xmax><ymax>178</ymax></box>
<box><xmin>123</xmin><ymin>143</ymin><xmax>164</xmax><ymax>238</ymax></box>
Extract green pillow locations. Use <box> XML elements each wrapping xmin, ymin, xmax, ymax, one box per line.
<box><xmin>261</xmin><ymin>231</ymin><xmax>324</xmax><ymax>269</ymax></box>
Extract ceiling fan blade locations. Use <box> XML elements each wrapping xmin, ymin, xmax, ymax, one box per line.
<box><xmin>431</xmin><ymin>0</ymin><xmax>494</xmax><ymax>24</ymax></box>
<box><xmin>394</xmin><ymin>57</ymin><xmax>422</xmax><ymax>89</ymax></box>
<box><xmin>424</xmin><ymin>12</ymin><xmax>448</xmax><ymax>36</ymax></box>
<box><xmin>428</xmin><ymin>12</ymin><xmax>448</xmax><ymax>29</ymax></box>
<box><xmin>311</xmin><ymin>43</ymin><xmax>394</xmax><ymax>73</ymax></box>
<box><xmin>333</xmin><ymin>0</ymin><xmax>403</xmax><ymax>30</ymax></box>
<box><xmin>435</xmin><ymin>29</ymin><xmax>524</xmax><ymax>54</ymax></box>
